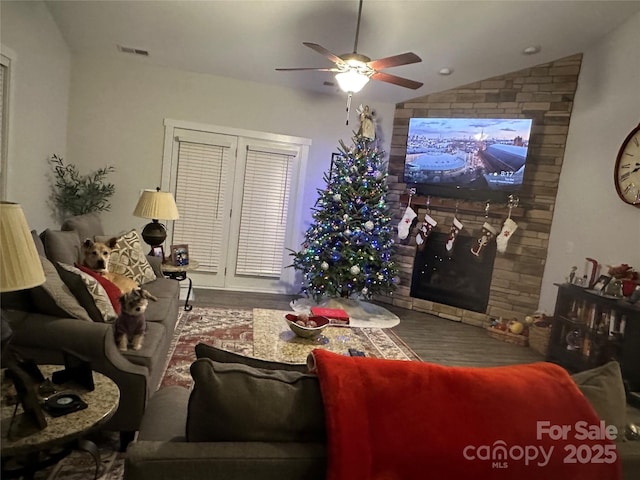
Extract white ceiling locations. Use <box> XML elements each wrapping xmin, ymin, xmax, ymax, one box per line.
<box><xmin>44</xmin><ymin>0</ymin><xmax>640</xmax><ymax>104</ymax></box>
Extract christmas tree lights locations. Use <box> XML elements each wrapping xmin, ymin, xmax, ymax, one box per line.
<box><xmin>289</xmin><ymin>118</ymin><xmax>398</xmax><ymax>301</ymax></box>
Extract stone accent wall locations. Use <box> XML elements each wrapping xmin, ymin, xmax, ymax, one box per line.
<box><xmin>377</xmin><ymin>54</ymin><xmax>582</xmax><ymax>327</ymax></box>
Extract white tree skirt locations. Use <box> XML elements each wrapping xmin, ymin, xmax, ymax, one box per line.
<box><xmin>290</xmin><ymin>297</ymin><xmax>400</xmax><ymax>329</ymax></box>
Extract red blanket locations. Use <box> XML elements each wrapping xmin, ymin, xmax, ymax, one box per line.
<box><xmin>309</xmin><ymin>350</ymin><xmax>621</xmax><ymax>480</ymax></box>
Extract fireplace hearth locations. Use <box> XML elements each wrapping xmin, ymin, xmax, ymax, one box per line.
<box><xmin>410</xmin><ymin>232</ymin><xmax>496</xmax><ymax>313</ymax></box>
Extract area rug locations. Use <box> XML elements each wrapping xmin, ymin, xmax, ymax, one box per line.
<box><xmin>160</xmin><ymin>306</ymin><xmax>420</xmax><ymax>389</ymax></box>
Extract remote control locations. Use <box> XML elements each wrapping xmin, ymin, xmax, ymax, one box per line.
<box><xmin>348</xmin><ymin>348</ymin><xmax>366</xmax><ymax>357</ymax></box>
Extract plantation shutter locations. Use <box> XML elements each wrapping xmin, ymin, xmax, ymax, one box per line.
<box><xmin>172</xmin><ymin>138</ymin><xmax>232</xmax><ymax>274</ymax></box>
<box><xmin>235</xmin><ymin>146</ymin><xmax>296</xmax><ymax>277</ymax></box>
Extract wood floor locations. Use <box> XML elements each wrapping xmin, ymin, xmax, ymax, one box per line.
<box><xmin>192</xmin><ymin>289</ymin><xmax>544</xmax><ymax>367</ymax></box>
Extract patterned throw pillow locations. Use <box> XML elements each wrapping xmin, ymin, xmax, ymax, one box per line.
<box><xmin>31</xmin><ymin>256</ymin><xmax>92</xmax><ymax>321</ymax></box>
<box><xmin>56</xmin><ymin>262</ymin><xmax>118</xmax><ymax>322</ymax></box>
<box><xmin>96</xmin><ymin>230</ymin><xmax>156</xmax><ymax>285</ymax></box>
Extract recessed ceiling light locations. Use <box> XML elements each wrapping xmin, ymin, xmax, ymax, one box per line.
<box><xmin>522</xmin><ymin>45</ymin><xmax>541</xmax><ymax>55</ymax></box>
<box><xmin>439</xmin><ymin>68</ymin><xmax>453</xmax><ymax>76</ymax></box>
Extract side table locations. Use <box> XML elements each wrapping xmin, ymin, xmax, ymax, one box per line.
<box><xmin>161</xmin><ymin>260</ymin><xmax>199</xmax><ymax>311</ymax></box>
<box><xmin>1</xmin><ymin>365</ymin><xmax>120</xmax><ymax>480</ymax></box>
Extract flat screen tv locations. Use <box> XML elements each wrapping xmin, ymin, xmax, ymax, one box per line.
<box><xmin>403</xmin><ymin>117</ymin><xmax>534</xmax><ymax>202</ymax></box>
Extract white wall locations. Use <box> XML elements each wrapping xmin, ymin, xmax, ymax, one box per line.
<box><xmin>0</xmin><ymin>0</ymin><xmax>70</xmax><ymax>230</ymax></box>
<box><xmin>539</xmin><ymin>12</ymin><xmax>640</xmax><ymax>313</ymax></box>
<box><xmin>65</xmin><ymin>55</ymin><xmax>394</xmax><ymax>241</ymax></box>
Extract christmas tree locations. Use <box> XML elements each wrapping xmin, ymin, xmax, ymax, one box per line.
<box><xmin>290</xmin><ymin>107</ymin><xmax>398</xmax><ymax>301</ymax></box>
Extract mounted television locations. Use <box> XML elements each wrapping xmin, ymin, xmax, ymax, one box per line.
<box><xmin>403</xmin><ymin>117</ymin><xmax>534</xmax><ymax>202</ymax></box>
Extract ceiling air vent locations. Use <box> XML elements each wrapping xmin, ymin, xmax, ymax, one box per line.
<box><xmin>117</xmin><ymin>45</ymin><xmax>149</xmax><ymax>56</ymax></box>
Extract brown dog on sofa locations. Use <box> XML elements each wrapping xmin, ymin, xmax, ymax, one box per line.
<box><xmin>82</xmin><ymin>238</ymin><xmax>139</xmax><ymax>294</ymax></box>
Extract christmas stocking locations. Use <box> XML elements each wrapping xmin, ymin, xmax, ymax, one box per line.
<box><xmin>397</xmin><ymin>206</ymin><xmax>417</xmax><ymax>240</ymax></box>
<box><xmin>445</xmin><ymin>217</ymin><xmax>464</xmax><ymax>255</ymax></box>
<box><xmin>470</xmin><ymin>222</ymin><xmax>497</xmax><ymax>257</ymax></box>
<box><xmin>496</xmin><ymin>217</ymin><xmax>518</xmax><ymax>253</ymax></box>
<box><xmin>416</xmin><ymin>214</ymin><xmax>437</xmax><ymax>251</ymax></box>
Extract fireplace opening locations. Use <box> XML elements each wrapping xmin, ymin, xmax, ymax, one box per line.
<box><xmin>410</xmin><ymin>232</ymin><xmax>496</xmax><ymax>313</ymax></box>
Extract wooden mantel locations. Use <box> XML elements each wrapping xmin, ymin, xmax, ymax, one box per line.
<box><xmin>399</xmin><ymin>194</ymin><xmax>525</xmax><ymax>219</ymax></box>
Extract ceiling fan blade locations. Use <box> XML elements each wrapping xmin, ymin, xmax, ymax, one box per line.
<box><xmin>367</xmin><ymin>52</ymin><xmax>422</xmax><ymax>71</ymax></box>
<box><xmin>275</xmin><ymin>67</ymin><xmax>339</xmax><ymax>72</ymax></box>
<box><xmin>303</xmin><ymin>42</ymin><xmax>345</xmax><ymax>66</ymax></box>
<box><xmin>371</xmin><ymin>71</ymin><xmax>423</xmax><ymax>90</ymax></box>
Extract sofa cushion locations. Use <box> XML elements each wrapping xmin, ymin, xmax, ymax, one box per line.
<box><xmin>187</xmin><ymin>358</ymin><xmax>326</xmax><ymax>443</ymax></box>
<box><xmin>76</xmin><ymin>264</ymin><xmax>121</xmax><ymax>314</ymax></box>
<box><xmin>30</xmin><ymin>230</ymin><xmax>46</xmax><ymax>256</ymax></box>
<box><xmin>41</xmin><ymin>229</ymin><xmax>82</xmax><ymax>265</ymax></box>
<box><xmin>61</xmin><ymin>213</ymin><xmax>105</xmax><ymax>240</ymax></box>
<box><xmin>572</xmin><ymin>361</ymin><xmax>627</xmax><ymax>441</ymax></box>
<box><xmin>120</xmin><ymin>321</ymin><xmax>166</xmax><ymax>370</ymax></box>
<box><xmin>56</xmin><ymin>262</ymin><xmax>117</xmax><ymax>322</ymax></box>
<box><xmin>95</xmin><ymin>230</ymin><xmax>156</xmax><ymax>285</ymax></box>
<box><xmin>30</xmin><ymin>256</ymin><xmax>92</xmax><ymax>321</ymax></box>
<box><xmin>139</xmin><ymin>277</ymin><xmax>180</xmax><ymax>322</ymax></box>
<box><xmin>195</xmin><ymin>343</ymin><xmax>309</xmax><ymax>373</ymax></box>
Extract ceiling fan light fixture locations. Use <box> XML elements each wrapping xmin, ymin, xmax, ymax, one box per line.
<box><xmin>335</xmin><ymin>70</ymin><xmax>370</xmax><ymax>93</ymax></box>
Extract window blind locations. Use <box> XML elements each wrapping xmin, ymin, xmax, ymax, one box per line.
<box><xmin>173</xmin><ymin>141</ymin><xmax>230</xmax><ymax>273</ymax></box>
<box><xmin>235</xmin><ymin>147</ymin><xmax>295</xmax><ymax>277</ymax></box>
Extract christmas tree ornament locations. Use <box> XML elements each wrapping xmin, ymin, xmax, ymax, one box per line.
<box><xmin>470</xmin><ymin>222</ymin><xmax>498</xmax><ymax>257</ymax></box>
<box><xmin>496</xmin><ymin>217</ymin><xmax>518</xmax><ymax>253</ymax></box>
<box><xmin>321</xmin><ymin>261</ymin><xmax>329</xmax><ymax>270</ymax></box>
<box><xmin>445</xmin><ymin>217</ymin><xmax>464</xmax><ymax>255</ymax></box>
<box><xmin>350</xmin><ymin>265</ymin><xmax>361</xmax><ymax>275</ymax></box>
<box><xmin>416</xmin><ymin>213</ymin><xmax>438</xmax><ymax>251</ymax></box>
<box><xmin>364</xmin><ymin>220</ymin><xmax>374</xmax><ymax>231</ymax></box>
<box><xmin>397</xmin><ymin>206</ymin><xmax>417</xmax><ymax>239</ymax></box>
<box><xmin>333</xmin><ymin>194</ymin><xmax>341</xmax><ymax>201</ymax></box>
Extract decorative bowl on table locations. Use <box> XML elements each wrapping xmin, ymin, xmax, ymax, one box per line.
<box><xmin>285</xmin><ymin>314</ymin><xmax>330</xmax><ymax>339</ymax></box>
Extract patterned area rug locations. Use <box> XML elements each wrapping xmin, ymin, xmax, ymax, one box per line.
<box><xmin>35</xmin><ymin>306</ymin><xmax>419</xmax><ymax>479</ymax></box>
<box><xmin>160</xmin><ymin>306</ymin><xmax>420</xmax><ymax>389</ymax></box>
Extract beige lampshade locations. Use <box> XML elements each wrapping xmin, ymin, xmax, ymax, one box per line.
<box><xmin>133</xmin><ymin>189</ymin><xmax>179</xmax><ymax>220</ymax></box>
<box><xmin>0</xmin><ymin>202</ymin><xmax>46</xmax><ymax>292</ymax></box>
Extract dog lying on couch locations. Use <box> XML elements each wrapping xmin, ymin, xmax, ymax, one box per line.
<box><xmin>82</xmin><ymin>238</ymin><xmax>139</xmax><ymax>294</ymax></box>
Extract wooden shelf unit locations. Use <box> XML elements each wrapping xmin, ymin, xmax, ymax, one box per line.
<box><xmin>547</xmin><ymin>283</ymin><xmax>640</xmax><ymax>405</ymax></box>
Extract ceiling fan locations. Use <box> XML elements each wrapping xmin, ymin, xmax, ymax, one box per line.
<box><xmin>276</xmin><ymin>0</ymin><xmax>423</xmax><ymax>94</ymax></box>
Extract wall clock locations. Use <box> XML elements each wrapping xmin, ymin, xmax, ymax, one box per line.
<box><xmin>614</xmin><ymin>123</ymin><xmax>640</xmax><ymax>207</ymax></box>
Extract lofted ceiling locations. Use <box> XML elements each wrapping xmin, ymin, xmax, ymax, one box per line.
<box><xmin>44</xmin><ymin>0</ymin><xmax>640</xmax><ymax>105</ymax></box>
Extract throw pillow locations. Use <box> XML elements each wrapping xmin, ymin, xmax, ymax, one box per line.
<box><xmin>30</xmin><ymin>256</ymin><xmax>92</xmax><ymax>322</ymax></box>
<box><xmin>76</xmin><ymin>265</ymin><xmax>121</xmax><ymax>314</ymax></box>
<box><xmin>41</xmin><ymin>229</ymin><xmax>82</xmax><ymax>265</ymax></box>
<box><xmin>187</xmin><ymin>358</ymin><xmax>326</xmax><ymax>443</ymax></box>
<box><xmin>195</xmin><ymin>342</ymin><xmax>309</xmax><ymax>373</ymax></box>
<box><xmin>61</xmin><ymin>213</ymin><xmax>105</xmax><ymax>241</ymax></box>
<box><xmin>95</xmin><ymin>230</ymin><xmax>156</xmax><ymax>285</ymax></box>
<box><xmin>56</xmin><ymin>262</ymin><xmax>118</xmax><ymax>322</ymax></box>
<box><xmin>572</xmin><ymin>361</ymin><xmax>627</xmax><ymax>442</ymax></box>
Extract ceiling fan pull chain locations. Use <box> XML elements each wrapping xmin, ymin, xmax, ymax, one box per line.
<box><xmin>345</xmin><ymin>92</ymin><xmax>354</xmax><ymax>125</ymax></box>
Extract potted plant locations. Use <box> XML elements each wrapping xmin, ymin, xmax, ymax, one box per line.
<box><xmin>49</xmin><ymin>154</ymin><xmax>115</xmax><ymax>220</ymax></box>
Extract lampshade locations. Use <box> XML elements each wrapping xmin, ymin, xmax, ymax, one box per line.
<box><xmin>335</xmin><ymin>70</ymin><xmax>370</xmax><ymax>93</ymax></box>
<box><xmin>133</xmin><ymin>189</ymin><xmax>179</xmax><ymax>221</ymax></box>
<box><xmin>0</xmin><ymin>202</ymin><xmax>46</xmax><ymax>292</ymax></box>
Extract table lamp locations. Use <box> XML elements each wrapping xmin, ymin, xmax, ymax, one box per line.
<box><xmin>132</xmin><ymin>188</ymin><xmax>179</xmax><ymax>253</ymax></box>
<box><xmin>1</xmin><ymin>202</ymin><xmax>46</xmax><ymax>365</ymax></box>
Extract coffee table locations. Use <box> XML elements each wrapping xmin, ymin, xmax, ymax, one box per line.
<box><xmin>252</xmin><ymin>308</ymin><xmax>416</xmax><ymax>364</ymax></box>
<box><xmin>1</xmin><ymin>365</ymin><xmax>120</xmax><ymax>479</ymax></box>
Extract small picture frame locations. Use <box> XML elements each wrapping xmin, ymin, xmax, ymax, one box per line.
<box><xmin>170</xmin><ymin>244</ymin><xmax>189</xmax><ymax>266</ymax></box>
<box><xmin>151</xmin><ymin>245</ymin><xmax>164</xmax><ymax>259</ymax></box>
<box><xmin>593</xmin><ymin>275</ymin><xmax>611</xmax><ymax>292</ymax></box>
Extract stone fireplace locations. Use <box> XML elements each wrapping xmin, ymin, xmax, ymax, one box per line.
<box><xmin>375</xmin><ymin>54</ymin><xmax>582</xmax><ymax>327</ymax></box>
